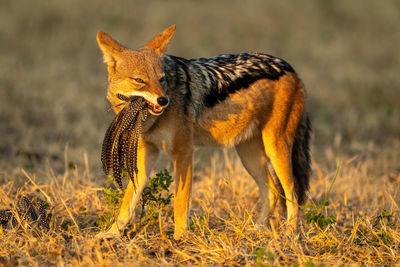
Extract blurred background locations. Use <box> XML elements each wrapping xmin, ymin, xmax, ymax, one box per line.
<box><xmin>0</xmin><ymin>0</ymin><xmax>399</xmax><ymax>180</ymax></box>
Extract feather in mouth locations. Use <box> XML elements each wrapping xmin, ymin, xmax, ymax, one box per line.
<box><xmin>102</xmin><ymin>94</ymin><xmax>149</xmax><ymax>189</ymax></box>
<box><xmin>116</xmin><ymin>93</ymin><xmax>164</xmax><ymax>115</ymax></box>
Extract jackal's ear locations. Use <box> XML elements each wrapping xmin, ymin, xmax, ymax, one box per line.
<box><xmin>97</xmin><ymin>31</ymin><xmax>126</xmax><ymax>71</ymax></box>
<box><xmin>145</xmin><ymin>25</ymin><xmax>176</xmax><ymax>56</ymax></box>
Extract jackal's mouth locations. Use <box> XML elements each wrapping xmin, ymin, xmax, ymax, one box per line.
<box><xmin>116</xmin><ymin>93</ymin><xmax>165</xmax><ymax>116</ymax></box>
<box><xmin>145</xmin><ymin>100</ymin><xmax>164</xmax><ymax>115</ymax></box>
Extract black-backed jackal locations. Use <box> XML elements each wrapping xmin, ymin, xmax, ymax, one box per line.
<box><xmin>97</xmin><ymin>25</ymin><xmax>311</xmax><ymax>240</ymax></box>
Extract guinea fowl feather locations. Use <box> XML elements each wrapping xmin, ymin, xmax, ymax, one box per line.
<box><xmin>101</xmin><ymin>96</ymin><xmax>148</xmax><ymax>189</ymax></box>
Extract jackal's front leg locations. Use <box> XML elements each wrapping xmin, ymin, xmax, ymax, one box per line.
<box><xmin>97</xmin><ymin>140</ymin><xmax>159</xmax><ymax>239</ymax></box>
<box><xmin>172</xmin><ymin>150</ymin><xmax>193</xmax><ymax>240</ymax></box>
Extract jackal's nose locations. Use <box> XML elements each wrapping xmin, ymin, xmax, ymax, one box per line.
<box><xmin>157</xmin><ymin>97</ymin><xmax>169</xmax><ymax>107</ymax></box>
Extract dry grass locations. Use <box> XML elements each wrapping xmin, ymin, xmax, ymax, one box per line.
<box><xmin>0</xmin><ymin>151</ymin><xmax>399</xmax><ymax>266</ymax></box>
<box><xmin>0</xmin><ymin>0</ymin><xmax>399</xmax><ymax>265</ymax></box>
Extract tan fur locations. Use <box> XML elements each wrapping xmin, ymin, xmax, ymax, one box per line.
<box><xmin>96</xmin><ymin>26</ymin><xmax>309</xmax><ymax>240</ymax></box>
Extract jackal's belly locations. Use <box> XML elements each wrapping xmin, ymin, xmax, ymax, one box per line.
<box><xmin>192</xmin><ymin>79</ymin><xmax>275</xmax><ymax>147</ymax></box>
<box><xmin>193</xmin><ymin>93</ymin><xmax>271</xmax><ymax>147</ymax></box>
<box><xmin>194</xmin><ymin>117</ymin><xmax>259</xmax><ymax>147</ymax></box>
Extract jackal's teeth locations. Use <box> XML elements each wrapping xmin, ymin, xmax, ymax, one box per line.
<box><xmin>146</xmin><ymin>100</ymin><xmax>163</xmax><ymax>114</ymax></box>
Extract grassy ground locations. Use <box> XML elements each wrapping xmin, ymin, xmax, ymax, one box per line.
<box><xmin>0</xmin><ymin>0</ymin><xmax>399</xmax><ymax>265</ymax></box>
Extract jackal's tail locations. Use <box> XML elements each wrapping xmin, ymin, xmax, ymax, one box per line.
<box><xmin>292</xmin><ymin>113</ymin><xmax>312</xmax><ymax>204</ymax></box>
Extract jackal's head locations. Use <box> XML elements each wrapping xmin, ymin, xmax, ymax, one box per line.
<box><xmin>97</xmin><ymin>25</ymin><xmax>175</xmax><ymax>116</ymax></box>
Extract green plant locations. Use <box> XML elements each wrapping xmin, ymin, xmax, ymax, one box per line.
<box><xmin>305</xmin><ymin>201</ymin><xmax>336</xmax><ymax>229</ymax></box>
<box><xmin>97</xmin><ymin>186</ymin><xmax>121</xmax><ymax>230</ymax></box>
<box><xmin>102</xmin><ymin>187</ymin><xmax>121</xmax><ymax>208</ymax></box>
<box><xmin>252</xmin><ymin>248</ymin><xmax>275</xmax><ymax>267</ymax></box>
<box><xmin>374</xmin><ymin>209</ymin><xmax>393</xmax><ymax>226</ymax></box>
<box><xmin>68</xmin><ymin>161</ymin><xmax>76</xmax><ymax>170</ymax></box>
<box><xmin>305</xmin><ymin>162</ymin><xmax>340</xmax><ymax>229</ymax></box>
<box><xmin>354</xmin><ymin>209</ymin><xmax>395</xmax><ymax>247</ymax></box>
<box><xmin>138</xmin><ymin>169</ymin><xmax>173</xmax><ymax>225</ymax></box>
<box><xmin>303</xmin><ymin>261</ymin><xmax>326</xmax><ymax>267</ymax></box>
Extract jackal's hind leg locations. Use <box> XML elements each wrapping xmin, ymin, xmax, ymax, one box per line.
<box><xmin>262</xmin><ymin>133</ymin><xmax>298</xmax><ymax>229</ymax></box>
<box><xmin>235</xmin><ymin>135</ymin><xmax>277</xmax><ymax>225</ymax></box>
<box><xmin>265</xmin><ymin>164</ymin><xmax>286</xmax><ymax>229</ymax></box>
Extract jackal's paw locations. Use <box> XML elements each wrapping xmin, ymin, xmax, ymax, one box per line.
<box><xmin>281</xmin><ymin>220</ymin><xmax>299</xmax><ymax>237</ymax></box>
<box><xmin>95</xmin><ymin>224</ymin><xmax>122</xmax><ymax>240</ymax></box>
<box><xmin>173</xmin><ymin>228</ymin><xmax>188</xmax><ymax>241</ymax></box>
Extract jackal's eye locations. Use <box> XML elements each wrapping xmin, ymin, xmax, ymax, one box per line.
<box><xmin>159</xmin><ymin>76</ymin><xmax>166</xmax><ymax>83</ymax></box>
<box><xmin>131</xmin><ymin>77</ymin><xmax>145</xmax><ymax>84</ymax></box>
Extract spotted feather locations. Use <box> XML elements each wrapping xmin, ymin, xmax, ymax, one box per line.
<box><xmin>101</xmin><ymin>96</ymin><xmax>148</xmax><ymax>189</ymax></box>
